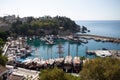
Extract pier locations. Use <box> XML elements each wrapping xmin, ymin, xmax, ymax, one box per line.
<box><xmin>87</xmin><ymin>50</ymin><xmax>120</xmax><ymax>58</ymax></box>
<box><xmin>76</xmin><ymin>34</ymin><xmax>120</xmax><ymax>43</ymax></box>
<box><xmin>44</xmin><ymin>37</ymin><xmax>54</xmax><ymax>45</ymax></box>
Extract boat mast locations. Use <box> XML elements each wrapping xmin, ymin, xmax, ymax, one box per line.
<box><xmin>51</xmin><ymin>46</ymin><xmax>52</xmax><ymax>59</ymax></box>
<box><xmin>47</xmin><ymin>47</ymin><xmax>49</xmax><ymax>60</ymax></box>
<box><xmin>57</xmin><ymin>43</ymin><xmax>63</xmax><ymax>58</ymax></box>
<box><xmin>68</xmin><ymin>42</ymin><xmax>70</xmax><ymax>56</ymax></box>
<box><xmin>85</xmin><ymin>46</ymin><xmax>88</xmax><ymax>57</ymax></box>
<box><xmin>76</xmin><ymin>44</ymin><xmax>78</xmax><ymax>57</ymax></box>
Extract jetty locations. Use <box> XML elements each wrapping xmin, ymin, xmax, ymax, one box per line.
<box><xmin>87</xmin><ymin>50</ymin><xmax>120</xmax><ymax>58</ymax></box>
<box><xmin>44</xmin><ymin>37</ymin><xmax>54</xmax><ymax>45</ymax></box>
<box><xmin>2</xmin><ymin>42</ymin><xmax>11</xmax><ymax>55</ymax></box>
<box><xmin>76</xmin><ymin>34</ymin><xmax>120</xmax><ymax>43</ymax></box>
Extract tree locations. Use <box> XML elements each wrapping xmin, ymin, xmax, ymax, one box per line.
<box><xmin>10</xmin><ymin>16</ymin><xmax>80</xmax><ymax>36</ymax></box>
<box><xmin>0</xmin><ymin>30</ymin><xmax>8</xmax><ymax>41</ymax></box>
<box><xmin>0</xmin><ymin>54</ymin><xmax>8</xmax><ymax>66</ymax></box>
<box><xmin>0</xmin><ymin>38</ymin><xmax>4</xmax><ymax>48</ymax></box>
<box><xmin>0</xmin><ymin>49</ymin><xmax>8</xmax><ymax>66</ymax></box>
<box><xmin>80</xmin><ymin>57</ymin><xmax>120</xmax><ymax>80</ymax></box>
<box><xmin>39</xmin><ymin>67</ymin><xmax>80</xmax><ymax>80</ymax></box>
<box><xmin>0</xmin><ymin>38</ymin><xmax>8</xmax><ymax>66</ymax></box>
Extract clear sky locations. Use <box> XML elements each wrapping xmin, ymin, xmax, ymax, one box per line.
<box><xmin>0</xmin><ymin>0</ymin><xmax>120</xmax><ymax>20</ymax></box>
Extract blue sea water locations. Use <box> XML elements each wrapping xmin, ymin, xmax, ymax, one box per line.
<box><xmin>24</xmin><ymin>21</ymin><xmax>120</xmax><ymax>60</ymax></box>
<box><xmin>76</xmin><ymin>20</ymin><xmax>120</xmax><ymax>38</ymax></box>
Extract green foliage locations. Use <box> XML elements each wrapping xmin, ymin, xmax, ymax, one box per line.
<box><xmin>0</xmin><ymin>30</ymin><xmax>8</xmax><ymax>41</ymax></box>
<box><xmin>80</xmin><ymin>56</ymin><xmax>86</xmax><ymax>60</ymax></box>
<box><xmin>0</xmin><ymin>38</ymin><xmax>4</xmax><ymax>47</ymax></box>
<box><xmin>0</xmin><ymin>38</ymin><xmax>8</xmax><ymax>66</ymax></box>
<box><xmin>39</xmin><ymin>67</ymin><xmax>81</xmax><ymax>80</ymax></box>
<box><xmin>10</xmin><ymin>16</ymin><xmax>80</xmax><ymax>36</ymax></box>
<box><xmin>0</xmin><ymin>52</ymin><xmax>8</xmax><ymax>66</ymax></box>
<box><xmin>80</xmin><ymin>57</ymin><xmax>120</xmax><ymax>80</ymax></box>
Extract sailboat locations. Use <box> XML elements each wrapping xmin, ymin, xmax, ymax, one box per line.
<box><xmin>57</xmin><ymin>43</ymin><xmax>64</xmax><ymax>58</ymax></box>
<box><xmin>63</xmin><ymin>42</ymin><xmax>72</xmax><ymax>72</ymax></box>
<box><xmin>54</xmin><ymin>43</ymin><xmax>64</xmax><ymax>68</ymax></box>
<box><xmin>73</xmin><ymin>44</ymin><xmax>81</xmax><ymax>73</ymax></box>
<box><xmin>46</xmin><ymin>46</ymin><xmax>55</xmax><ymax>68</ymax></box>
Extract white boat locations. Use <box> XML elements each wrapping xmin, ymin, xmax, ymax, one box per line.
<box><xmin>64</xmin><ymin>56</ymin><xmax>72</xmax><ymax>64</ymax></box>
<box><xmin>23</xmin><ymin>58</ymin><xmax>32</xmax><ymax>65</ymax></box>
<box><xmin>63</xmin><ymin>43</ymin><xmax>72</xmax><ymax>72</ymax></box>
<box><xmin>73</xmin><ymin>57</ymin><xmax>80</xmax><ymax>65</ymax></box>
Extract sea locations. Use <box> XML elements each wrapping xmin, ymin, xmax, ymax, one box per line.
<box><xmin>21</xmin><ymin>20</ymin><xmax>120</xmax><ymax>61</ymax></box>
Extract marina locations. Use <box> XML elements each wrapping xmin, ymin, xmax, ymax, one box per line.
<box><xmin>3</xmin><ymin>34</ymin><xmax>120</xmax><ymax>74</ymax></box>
<box><xmin>4</xmin><ymin>36</ymin><xmax>84</xmax><ymax>73</ymax></box>
<box><xmin>2</xmin><ymin>20</ymin><xmax>120</xmax><ymax>73</ymax></box>
<box><xmin>0</xmin><ymin>0</ymin><xmax>120</xmax><ymax>79</ymax></box>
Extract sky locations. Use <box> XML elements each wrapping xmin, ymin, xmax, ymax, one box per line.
<box><xmin>0</xmin><ymin>0</ymin><xmax>120</xmax><ymax>20</ymax></box>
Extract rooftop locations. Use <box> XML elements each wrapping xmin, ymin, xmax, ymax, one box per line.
<box><xmin>9</xmin><ymin>74</ymin><xmax>25</xmax><ymax>80</ymax></box>
<box><xmin>0</xmin><ymin>65</ymin><xmax>8</xmax><ymax>76</ymax></box>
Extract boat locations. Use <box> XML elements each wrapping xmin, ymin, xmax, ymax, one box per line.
<box><xmin>63</xmin><ymin>43</ymin><xmax>72</xmax><ymax>72</ymax></box>
<box><xmin>79</xmin><ymin>38</ymin><xmax>88</xmax><ymax>44</ymax></box>
<box><xmin>36</xmin><ymin>58</ymin><xmax>46</xmax><ymax>69</ymax></box>
<box><xmin>73</xmin><ymin>44</ymin><xmax>81</xmax><ymax>73</ymax></box>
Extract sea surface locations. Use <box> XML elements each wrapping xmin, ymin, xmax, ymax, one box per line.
<box><xmin>76</xmin><ymin>20</ymin><xmax>120</xmax><ymax>38</ymax></box>
<box><xmin>21</xmin><ymin>20</ymin><xmax>120</xmax><ymax>61</ymax></box>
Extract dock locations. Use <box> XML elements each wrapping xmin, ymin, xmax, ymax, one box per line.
<box><xmin>2</xmin><ymin>42</ymin><xmax>11</xmax><ymax>55</ymax></box>
<box><xmin>87</xmin><ymin>50</ymin><xmax>120</xmax><ymax>58</ymax></box>
<box><xmin>76</xmin><ymin>34</ymin><xmax>120</xmax><ymax>43</ymax></box>
<box><xmin>44</xmin><ymin>38</ymin><xmax>54</xmax><ymax>45</ymax></box>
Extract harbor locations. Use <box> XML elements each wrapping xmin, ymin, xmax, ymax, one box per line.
<box><xmin>1</xmin><ymin>33</ymin><xmax>120</xmax><ymax>75</ymax></box>
<box><xmin>1</xmin><ymin>34</ymin><xmax>120</xmax><ymax>80</ymax></box>
<box><xmin>4</xmin><ymin>36</ymin><xmax>84</xmax><ymax>73</ymax></box>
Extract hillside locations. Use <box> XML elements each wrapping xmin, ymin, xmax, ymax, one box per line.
<box><xmin>0</xmin><ymin>15</ymin><xmax>85</xmax><ymax>37</ymax></box>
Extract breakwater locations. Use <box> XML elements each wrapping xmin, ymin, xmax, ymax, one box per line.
<box><xmin>76</xmin><ymin>34</ymin><xmax>120</xmax><ymax>43</ymax></box>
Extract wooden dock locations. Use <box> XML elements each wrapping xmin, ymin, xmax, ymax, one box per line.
<box><xmin>76</xmin><ymin>34</ymin><xmax>120</xmax><ymax>43</ymax></box>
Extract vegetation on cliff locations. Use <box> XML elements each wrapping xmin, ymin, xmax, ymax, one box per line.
<box><xmin>10</xmin><ymin>16</ymin><xmax>80</xmax><ymax>36</ymax></box>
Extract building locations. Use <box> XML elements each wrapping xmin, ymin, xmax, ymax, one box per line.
<box><xmin>8</xmin><ymin>74</ymin><xmax>25</xmax><ymax>80</ymax></box>
<box><xmin>0</xmin><ymin>65</ymin><xmax>9</xmax><ymax>80</ymax></box>
<box><xmin>0</xmin><ymin>65</ymin><xmax>25</xmax><ymax>80</ymax></box>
